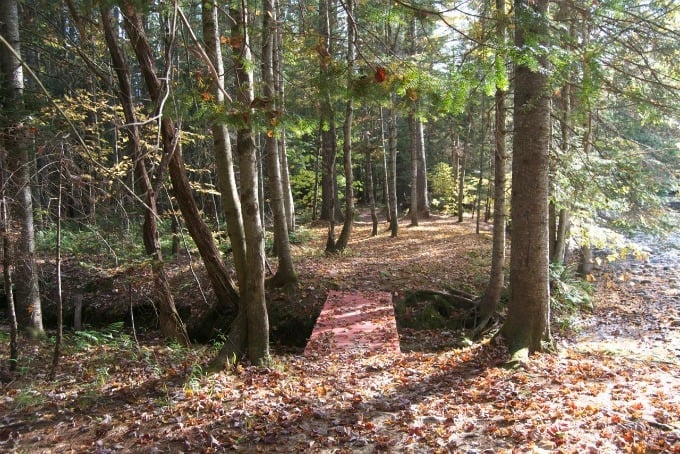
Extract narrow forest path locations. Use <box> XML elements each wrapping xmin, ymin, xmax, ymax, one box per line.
<box><xmin>304</xmin><ymin>290</ymin><xmax>401</xmax><ymax>357</ymax></box>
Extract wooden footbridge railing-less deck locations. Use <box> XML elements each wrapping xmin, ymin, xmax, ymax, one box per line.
<box><xmin>304</xmin><ymin>290</ymin><xmax>401</xmax><ymax>356</ymax></box>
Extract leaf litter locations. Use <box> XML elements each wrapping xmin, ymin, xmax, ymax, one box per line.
<box><xmin>1</xmin><ymin>216</ymin><xmax>678</xmax><ymax>452</ymax></box>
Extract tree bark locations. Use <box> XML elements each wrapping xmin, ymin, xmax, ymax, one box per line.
<box><xmin>0</xmin><ymin>0</ymin><xmax>43</xmax><ymax>335</ymax></box>
<box><xmin>273</xmin><ymin>0</ymin><xmax>296</xmax><ymax>233</ymax></box>
<box><xmin>219</xmin><ymin>4</ymin><xmax>270</xmax><ymax>366</ymax></box>
<box><xmin>1</xmin><ymin>157</ymin><xmax>19</xmax><ymax>371</ymax></box>
<box><xmin>457</xmin><ymin>120</ymin><xmax>470</xmax><ymax>223</ymax></box>
<box><xmin>477</xmin><ymin>0</ymin><xmax>508</xmax><ymax>334</ymax></box>
<box><xmin>501</xmin><ymin>0</ymin><xmax>552</xmax><ymax>361</ymax></box>
<box><xmin>387</xmin><ymin>105</ymin><xmax>399</xmax><ymax>237</ymax></box>
<box><xmin>262</xmin><ymin>0</ymin><xmax>297</xmax><ymax>284</ymax></box>
<box><xmin>330</xmin><ymin>0</ymin><xmax>355</xmax><ymax>253</ymax></box>
<box><xmin>365</xmin><ymin>136</ymin><xmax>379</xmax><ymax>237</ymax></box>
<box><xmin>416</xmin><ymin>118</ymin><xmax>429</xmax><ymax>217</ymax></box>
<box><xmin>318</xmin><ymin>0</ymin><xmax>339</xmax><ymax>225</ymax></box>
<box><xmin>409</xmin><ymin>113</ymin><xmax>419</xmax><ymax>226</ymax></box>
<box><xmin>201</xmin><ymin>0</ymin><xmax>247</xmax><ymax>288</ymax></box>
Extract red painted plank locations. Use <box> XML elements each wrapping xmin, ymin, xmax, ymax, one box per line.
<box><xmin>304</xmin><ymin>290</ymin><xmax>401</xmax><ymax>356</ymax></box>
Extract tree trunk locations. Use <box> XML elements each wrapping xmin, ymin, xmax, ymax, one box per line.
<box><xmin>477</xmin><ymin>0</ymin><xmax>508</xmax><ymax>334</ymax></box>
<box><xmin>0</xmin><ymin>0</ymin><xmax>43</xmax><ymax>335</ymax></box>
<box><xmin>552</xmin><ymin>208</ymin><xmax>570</xmax><ymax>264</ymax></box>
<box><xmin>409</xmin><ymin>113</ymin><xmax>419</xmax><ymax>226</ymax></box>
<box><xmin>123</xmin><ymin>2</ymin><xmax>240</xmax><ymax>318</ymax></box>
<box><xmin>387</xmin><ymin>105</ymin><xmax>399</xmax><ymax>237</ymax></box>
<box><xmin>330</xmin><ymin>0</ymin><xmax>355</xmax><ymax>253</ymax></box>
<box><xmin>201</xmin><ymin>0</ymin><xmax>247</xmax><ymax>288</ymax></box>
<box><xmin>273</xmin><ymin>0</ymin><xmax>296</xmax><ymax>233</ymax></box>
<box><xmin>105</xmin><ymin>6</ymin><xmax>189</xmax><ymax>345</ymax></box>
<box><xmin>416</xmin><ymin>118</ymin><xmax>429</xmax><ymax>217</ymax></box>
<box><xmin>365</xmin><ymin>139</ymin><xmax>379</xmax><ymax>237</ymax></box>
<box><xmin>457</xmin><ymin>121</ymin><xmax>470</xmax><ymax>223</ymax></box>
<box><xmin>262</xmin><ymin>0</ymin><xmax>297</xmax><ymax>284</ymax></box>
<box><xmin>318</xmin><ymin>0</ymin><xmax>339</xmax><ymax>225</ymax></box>
<box><xmin>501</xmin><ymin>0</ymin><xmax>552</xmax><ymax>362</ymax></box>
<box><xmin>1</xmin><ymin>159</ymin><xmax>19</xmax><ymax>371</ymax></box>
<box><xmin>216</xmin><ymin>4</ymin><xmax>270</xmax><ymax>366</ymax></box>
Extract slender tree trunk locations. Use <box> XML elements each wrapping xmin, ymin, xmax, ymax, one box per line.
<box><xmin>380</xmin><ymin>107</ymin><xmax>391</xmax><ymax>222</ymax></box>
<box><xmin>0</xmin><ymin>0</ymin><xmax>43</xmax><ymax>335</ymax></box>
<box><xmin>476</xmin><ymin>0</ymin><xmax>508</xmax><ymax>333</ymax></box>
<box><xmin>501</xmin><ymin>0</ymin><xmax>552</xmax><ymax>361</ymax></box>
<box><xmin>409</xmin><ymin>113</ymin><xmax>419</xmax><ymax>226</ymax></box>
<box><xmin>318</xmin><ymin>0</ymin><xmax>338</xmax><ymax>225</ymax></box>
<box><xmin>416</xmin><ymin>118</ymin><xmax>429</xmax><ymax>217</ymax></box>
<box><xmin>330</xmin><ymin>0</ymin><xmax>355</xmax><ymax>252</ymax></box>
<box><xmin>552</xmin><ymin>208</ymin><xmax>570</xmax><ymax>264</ymax></box>
<box><xmin>50</xmin><ymin>149</ymin><xmax>64</xmax><ymax>379</ymax></box>
<box><xmin>201</xmin><ymin>0</ymin><xmax>247</xmax><ymax>288</ymax></box>
<box><xmin>1</xmin><ymin>157</ymin><xmax>18</xmax><ymax>371</ymax></box>
<box><xmin>124</xmin><ymin>2</ymin><xmax>240</xmax><ymax>318</ymax></box>
<box><xmin>365</xmin><ymin>136</ymin><xmax>378</xmax><ymax>236</ymax></box>
<box><xmin>262</xmin><ymin>0</ymin><xmax>296</xmax><ymax>283</ymax></box>
<box><xmin>387</xmin><ymin>105</ymin><xmax>399</xmax><ymax>237</ymax></box>
<box><xmin>273</xmin><ymin>0</ymin><xmax>295</xmax><ymax>233</ymax></box>
<box><xmin>109</xmin><ymin>5</ymin><xmax>189</xmax><ymax>345</ymax></box>
<box><xmin>457</xmin><ymin>121</ymin><xmax>470</xmax><ymax>223</ymax></box>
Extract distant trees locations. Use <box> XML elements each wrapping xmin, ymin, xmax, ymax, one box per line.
<box><xmin>0</xmin><ymin>0</ymin><xmax>676</xmax><ymax>368</ymax></box>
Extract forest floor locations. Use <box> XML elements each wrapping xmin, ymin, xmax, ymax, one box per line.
<box><xmin>1</xmin><ymin>215</ymin><xmax>679</xmax><ymax>452</ymax></box>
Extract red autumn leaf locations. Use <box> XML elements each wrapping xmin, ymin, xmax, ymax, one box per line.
<box><xmin>374</xmin><ymin>66</ymin><xmax>387</xmax><ymax>83</ymax></box>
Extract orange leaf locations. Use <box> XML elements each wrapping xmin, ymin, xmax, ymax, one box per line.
<box><xmin>375</xmin><ymin>66</ymin><xmax>387</xmax><ymax>83</ymax></box>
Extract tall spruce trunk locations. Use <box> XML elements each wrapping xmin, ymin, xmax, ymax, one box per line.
<box><xmin>501</xmin><ymin>0</ymin><xmax>552</xmax><ymax>361</ymax></box>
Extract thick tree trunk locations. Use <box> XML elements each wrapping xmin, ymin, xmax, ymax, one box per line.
<box><xmin>220</xmin><ymin>4</ymin><xmax>270</xmax><ymax>366</ymax></box>
<box><xmin>0</xmin><ymin>0</ymin><xmax>43</xmax><ymax>335</ymax></box>
<box><xmin>501</xmin><ymin>0</ymin><xmax>552</xmax><ymax>361</ymax></box>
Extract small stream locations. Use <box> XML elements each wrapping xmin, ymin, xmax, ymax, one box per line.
<box><xmin>576</xmin><ymin>213</ymin><xmax>680</xmax><ymax>364</ymax></box>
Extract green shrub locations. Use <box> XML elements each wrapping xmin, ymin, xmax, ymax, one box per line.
<box><xmin>550</xmin><ymin>262</ymin><xmax>594</xmax><ymax>316</ymax></box>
